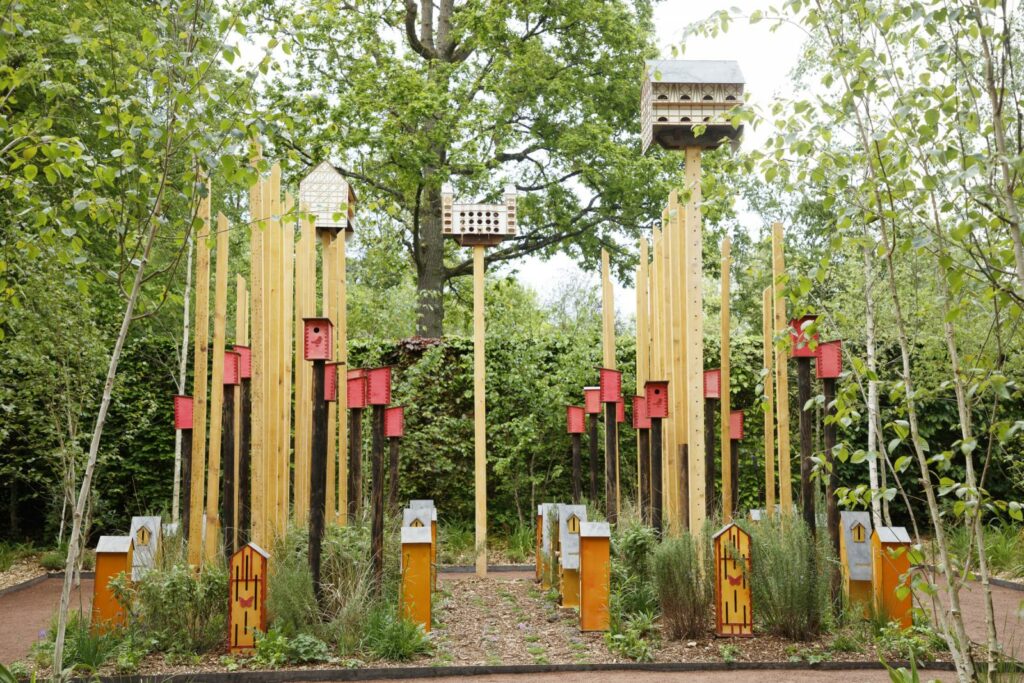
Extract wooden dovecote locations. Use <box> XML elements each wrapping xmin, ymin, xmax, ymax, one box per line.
<box><xmin>298</xmin><ymin>161</ymin><xmax>357</xmax><ymax>234</ymax></box>
<box><xmin>641</xmin><ymin>60</ymin><xmax>745</xmax><ymax>152</ymax></box>
<box><xmin>441</xmin><ymin>183</ymin><xmax>518</xmax><ymax>246</ymax></box>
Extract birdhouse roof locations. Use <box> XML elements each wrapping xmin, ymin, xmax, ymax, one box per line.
<box><xmin>646</xmin><ymin>59</ymin><xmax>745</xmax><ymax>85</ymax></box>
<box><xmin>580</xmin><ymin>521</ymin><xmax>610</xmax><ymax>538</ymax></box>
<box><xmin>401</xmin><ymin>526</ymin><xmax>432</xmax><ymax>545</ymax></box>
<box><xmin>130</xmin><ymin>516</ymin><xmax>161</xmax><ymax>542</ymax></box>
<box><xmin>875</xmin><ymin>526</ymin><xmax>911</xmax><ymax>544</ymax></box>
<box><xmin>712</xmin><ymin>521</ymin><xmax>749</xmax><ymax>540</ymax></box>
<box><xmin>96</xmin><ymin>535</ymin><xmax>132</xmax><ymax>554</ymax></box>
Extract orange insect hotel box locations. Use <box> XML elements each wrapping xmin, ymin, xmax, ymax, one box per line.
<box><xmin>229</xmin><ymin>543</ymin><xmax>270</xmax><ymax>653</ymax></box>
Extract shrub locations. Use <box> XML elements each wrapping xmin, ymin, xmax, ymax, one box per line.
<box><xmin>33</xmin><ymin>610</ymin><xmax>120</xmax><ymax>672</ymax></box>
<box><xmin>39</xmin><ymin>549</ymin><xmax>65</xmax><ymax>571</ymax></box>
<box><xmin>875</xmin><ymin>621</ymin><xmax>945</xmax><ymax>662</ymax></box>
<box><xmin>360</xmin><ymin>606</ymin><xmax>432</xmax><ymax>661</ymax></box>
<box><xmin>440</xmin><ymin>520</ymin><xmax>473</xmax><ymax>564</ymax></box>
<box><xmin>611</xmin><ymin>522</ymin><xmax>659</xmax><ymax>619</ymax></box>
<box><xmin>652</xmin><ymin>533</ymin><xmax>712</xmax><ymax>639</ymax></box>
<box><xmin>606</xmin><ymin>610</ymin><xmax>656</xmax><ymax>662</ymax></box>
<box><xmin>267</xmin><ymin>529</ymin><xmax>319</xmax><ymax>637</ymax></box>
<box><xmin>749</xmin><ymin>517</ymin><xmax>835</xmax><ymax>640</ymax></box>
<box><xmin>0</xmin><ymin>542</ymin><xmax>33</xmax><ymax>572</ymax></box>
<box><xmin>253</xmin><ymin>629</ymin><xmax>332</xmax><ymax>668</ymax></box>
<box><xmin>505</xmin><ymin>523</ymin><xmax>534</xmax><ymax>564</ymax></box>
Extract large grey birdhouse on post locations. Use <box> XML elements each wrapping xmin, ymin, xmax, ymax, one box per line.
<box><xmin>641</xmin><ymin>60</ymin><xmax>745</xmax><ymax>153</ymax></box>
<box><xmin>441</xmin><ymin>183</ymin><xmax>518</xmax><ymax>247</ymax></box>
<box><xmin>299</xmin><ymin>161</ymin><xmax>357</xmax><ymax>234</ymax></box>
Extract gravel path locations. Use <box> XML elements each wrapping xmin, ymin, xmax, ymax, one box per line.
<box><xmin>0</xmin><ymin>576</ymin><xmax>93</xmax><ymax>665</ymax></box>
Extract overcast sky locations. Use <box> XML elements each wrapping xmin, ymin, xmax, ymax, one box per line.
<box><xmin>512</xmin><ymin>0</ymin><xmax>808</xmax><ymax>320</ymax></box>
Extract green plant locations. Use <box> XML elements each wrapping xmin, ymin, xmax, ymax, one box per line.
<box><xmin>881</xmin><ymin>652</ymin><xmax>943</xmax><ymax>683</ymax></box>
<box><xmin>719</xmin><ymin>643</ymin><xmax>740</xmax><ymax>663</ymax></box>
<box><xmin>652</xmin><ymin>534</ymin><xmax>712</xmax><ymax>639</ymax></box>
<box><xmin>875</xmin><ymin>621</ymin><xmax>945</xmax><ymax>662</ymax></box>
<box><xmin>0</xmin><ymin>542</ymin><xmax>33</xmax><ymax>572</ymax></box>
<box><xmin>113</xmin><ymin>635</ymin><xmax>152</xmax><ymax>674</ymax></box>
<box><xmin>39</xmin><ymin>548</ymin><xmax>65</xmax><ymax>571</ymax></box>
<box><xmin>830</xmin><ymin>630</ymin><xmax>865</xmax><ymax>654</ymax></box>
<box><xmin>253</xmin><ymin>629</ymin><xmax>332</xmax><ymax>668</ymax></box>
<box><xmin>440</xmin><ymin>521</ymin><xmax>473</xmax><ymax>564</ymax></box>
<box><xmin>505</xmin><ymin>523</ymin><xmax>534</xmax><ymax>564</ymax></box>
<box><xmin>33</xmin><ymin>610</ymin><xmax>120</xmax><ymax>672</ymax></box>
<box><xmin>605</xmin><ymin>612</ymin><xmax>655</xmax><ymax>662</ymax></box>
<box><xmin>0</xmin><ymin>662</ymin><xmax>32</xmax><ymax>683</ymax></box>
<box><xmin>360</xmin><ymin>606</ymin><xmax>432</xmax><ymax>661</ymax></box>
<box><xmin>610</xmin><ymin>521</ymin><xmax>659</xmax><ymax>620</ymax></box>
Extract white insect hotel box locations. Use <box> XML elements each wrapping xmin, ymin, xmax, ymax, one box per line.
<box><xmin>298</xmin><ymin>161</ymin><xmax>357</xmax><ymax>235</ymax></box>
<box><xmin>641</xmin><ymin>60</ymin><xmax>745</xmax><ymax>152</ymax></box>
<box><xmin>441</xmin><ymin>183</ymin><xmax>518</xmax><ymax>247</ymax></box>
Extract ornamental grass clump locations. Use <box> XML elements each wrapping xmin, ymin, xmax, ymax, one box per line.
<box><xmin>652</xmin><ymin>532</ymin><xmax>712</xmax><ymax>639</ymax></box>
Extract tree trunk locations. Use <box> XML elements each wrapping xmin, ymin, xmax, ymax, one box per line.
<box><xmin>415</xmin><ymin>186</ymin><xmax>446</xmax><ymax>337</ymax></box>
<box><xmin>861</xmin><ymin>235</ymin><xmax>883</xmax><ymax>529</ymax></box>
<box><xmin>173</xmin><ymin>236</ymin><xmax>194</xmax><ymax>525</ymax></box>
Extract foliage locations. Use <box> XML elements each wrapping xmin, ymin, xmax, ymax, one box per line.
<box><xmin>610</xmin><ymin>520</ymin><xmax>659</xmax><ymax>618</ymax></box>
<box><xmin>947</xmin><ymin>522</ymin><xmax>1024</xmax><ymax>579</ymax></box>
<box><xmin>652</xmin><ymin>532</ymin><xmax>712</xmax><ymax>639</ymax></box>
<box><xmin>874</xmin><ymin>622</ymin><xmax>946</xmax><ymax>663</ymax></box>
<box><xmin>32</xmin><ymin>611</ymin><xmax>119</xmax><ymax>672</ymax></box>
<box><xmin>606</xmin><ymin>611</ymin><xmax>656</xmax><ymax>662</ymax></box>
<box><xmin>359</xmin><ymin>606</ymin><xmax>432</xmax><ymax>662</ymax></box>
<box><xmin>253</xmin><ymin>630</ymin><xmax>332</xmax><ymax>668</ymax></box>
<box><xmin>749</xmin><ymin>517</ymin><xmax>834</xmax><ymax>641</ymax></box>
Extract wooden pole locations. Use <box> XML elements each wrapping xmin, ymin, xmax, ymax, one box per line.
<box><xmin>730</xmin><ymin>439</ymin><xmax>740</xmax><ymax>517</ymax></box>
<box><xmin>604</xmin><ymin>401</ymin><xmax>617</xmax><ymax>524</ymax></box>
<box><xmin>720</xmin><ymin>238</ymin><xmax>732</xmax><ymax>522</ymax></box>
<box><xmin>322</xmin><ymin>232</ymin><xmax>338</xmax><ymax>532</ymax></box>
<box><xmin>294</xmin><ymin>215</ymin><xmax>315</xmax><ymax>525</ymax></box>
<box><xmin>348</xmin><ymin>409</ymin><xmax>363</xmax><ymax>517</ymax></box>
<box><xmin>588</xmin><ymin>414</ymin><xmax>599</xmax><ymax>503</ymax></box>
<box><xmin>600</xmin><ymin>249</ymin><xmax>619</xmax><ymax>519</ymax></box>
<box><xmin>636</xmin><ymin>238</ymin><xmax>649</xmax><ymax>505</ymax></box>
<box><xmin>797</xmin><ymin>357</ymin><xmax>815</xmax><ymax>532</ymax></box>
<box><xmin>473</xmin><ymin>244</ymin><xmax>487</xmax><ymax>576</ymax></box>
<box><xmin>181</xmin><ymin>430</ymin><xmax>193</xmax><ymax>534</ymax></box>
<box><xmin>266</xmin><ymin>166</ymin><xmax>282</xmax><ymax>540</ymax></box>
<box><xmin>638</xmin><ymin>428</ymin><xmax>650</xmax><ymax>523</ymax></box>
<box><xmin>388</xmin><ymin>437</ymin><xmax>400</xmax><ymax>512</ymax></box>
<box><xmin>205</xmin><ymin>212</ymin><xmax>230</xmax><ymax>561</ymax></box>
<box><xmin>651</xmin><ymin>417</ymin><xmax>663</xmax><ymax>536</ymax></box>
<box><xmin>571</xmin><ymin>433</ymin><xmax>582</xmax><ymax>505</ymax></box>
<box><xmin>187</xmin><ymin>187</ymin><xmax>211</xmax><ymax>567</ymax></box>
<box><xmin>238</xmin><ymin>377</ymin><xmax>251</xmax><ymax>545</ymax></box>
<box><xmin>823</xmin><ymin>377</ymin><xmax>839</xmax><ymax>553</ymax></box>
<box><xmin>762</xmin><ymin>287</ymin><xmax>776</xmax><ymax>518</ymax></box>
<box><xmin>704</xmin><ymin>398</ymin><xmax>717</xmax><ymax>518</ymax></box>
<box><xmin>772</xmin><ymin>223</ymin><xmax>793</xmax><ymax>518</ymax></box>
<box><xmin>371</xmin><ymin>404</ymin><xmax>385</xmax><ymax>590</ymax></box>
<box><xmin>336</xmin><ymin>235</ymin><xmax>349</xmax><ymax>525</ymax></box>
<box><xmin>234</xmin><ymin>275</ymin><xmax>247</xmax><ymax>550</ymax></box>
<box><xmin>248</xmin><ymin>150</ymin><xmax>266</xmax><ymax>546</ymax></box>
<box><xmin>683</xmin><ymin>147</ymin><xmax>705</xmax><ymax>534</ymax></box>
<box><xmin>666</xmin><ymin>199</ymin><xmax>684</xmax><ymax>534</ymax></box>
<box><xmin>221</xmin><ymin>386</ymin><xmax>236</xmax><ymax>556</ymax></box>
<box><xmin>309</xmin><ymin>360</ymin><xmax>327</xmax><ymax>606</ymax></box>
<box><xmin>282</xmin><ymin>193</ymin><xmax>294</xmax><ymax>527</ymax></box>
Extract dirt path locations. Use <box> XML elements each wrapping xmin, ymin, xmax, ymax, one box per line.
<box><xmin>0</xmin><ymin>576</ymin><xmax>93</xmax><ymax>665</ymax></box>
<box><xmin>350</xmin><ymin>671</ymin><xmax>900</xmax><ymax>683</ymax></box>
<box><xmin>920</xmin><ymin>573</ymin><xmax>1024</xmax><ymax>660</ymax></box>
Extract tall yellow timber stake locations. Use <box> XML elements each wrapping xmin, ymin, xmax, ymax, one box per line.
<box><xmin>719</xmin><ymin>238</ymin><xmax>732</xmax><ymax>522</ymax></box>
<box><xmin>636</xmin><ymin>238</ymin><xmax>650</xmax><ymax>506</ymax></box>
<box><xmin>249</xmin><ymin>152</ymin><xmax>266</xmax><ymax>546</ymax></box>
<box><xmin>266</xmin><ymin>166</ymin><xmax>283</xmax><ymax>538</ymax></box>
<box><xmin>235</xmin><ymin>275</ymin><xmax>247</xmax><ymax>547</ymax></box>
<box><xmin>335</xmin><ymin>225</ymin><xmax>349</xmax><ymax>525</ymax></box>
<box><xmin>205</xmin><ymin>212</ymin><xmax>230</xmax><ymax>561</ymax></box>
<box><xmin>650</xmin><ymin>228</ymin><xmax>667</xmax><ymax>519</ymax></box>
<box><xmin>294</xmin><ymin>212</ymin><xmax>316</xmax><ymax>524</ymax></box>
<box><xmin>772</xmin><ymin>222</ymin><xmax>792</xmax><ymax>517</ymax></box>
<box><xmin>683</xmin><ymin>147</ymin><xmax>706</xmax><ymax>534</ymax></box>
<box><xmin>762</xmin><ymin>286</ymin><xmax>776</xmax><ymax>518</ymax></box>
<box><xmin>322</xmin><ymin>230</ymin><xmax>339</xmax><ymax>525</ymax></box>
<box><xmin>188</xmin><ymin>185</ymin><xmax>211</xmax><ymax>567</ymax></box>
<box><xmin>282</xmin><ymin>193</ymin><xmax>295</xmax><ymax>527</ymax></box>
<box><xmin>667</xmin><ymin>193</ymin><xmax>686</xmax><ymax>534</ymax></box>
<box><xmin>600</xmin><ymin>249</ymin><xmax>618</xmax><ymax>518</ymax></box>
<box><xmin>473</xmin><ymin>244</ymin><xmax>487</xmax><ymax>576</ymax></box>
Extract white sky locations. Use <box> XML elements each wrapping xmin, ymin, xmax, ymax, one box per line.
<box><xmin>511</xmin><ymin>0</ymin><xmax>807</xmax><ymax>320</ymax></box>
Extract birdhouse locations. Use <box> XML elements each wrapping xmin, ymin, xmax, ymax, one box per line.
<box><xmin>597</xmin><ymin>367</ymin><xmax>622</xmax><ymax>403</ymax></box>
<box><xmin>839</xmin><ymin>511</ymin><xmax>873</xmax><ymax>612</ymax></box>
<box><xmin>645</xmin><ymin>380</ymin><xmax>670</xmax><ymax>419</ymax></box>
<box><xmin>566</xmin><ymin>405</ymin><xmax>585</xmax><ymax>435</ymax></box>
<box><xmin>223</xmin><ymin>350</ymin><xmax>241</xmax><ymax>386</ymax></box>
<box><xmin>233</xmin><ymin>345</ymin><xmax>252</xmax><ymax>380</ymax></box>
<box><xmin>817</xmin><ymin>340</ymin><xmax>843</xmax><ymax>379</ymax></box>
<box><xmin>298</xmin><ymin>161</ymin><xmax>356</xmax><ymax>233</ymax></box>
<box><xmin>367</xmin><ymin>367</ymin><xmax>392</xmax><ymax>405</ymax></box>
<box><xmin>385</xmin><ymin>406</ymin><xmax>405</xmax><ymax>438</ymax></box>
<box><xmin>729</xmin><ymin>410</ymin><xmax>744</xmax><ymax>441</ymax></box>
<box><xmin>704</xmin><ymin>368</ymin><xmax>721</xmax><ymax>399</ymax></box>
<box><xmin>616</xmin><ymin>397</ymin><xmax>625</xmax><ymax>423</ymax></box>
<box><xmin>579</xmin><ymin>521</ymin><xmax>611</xmax><ymax>632</ymax></box>
<box><xmin>790</xmin><ymin>315</ymin><xmax>819</xmax><ymax>358</ymax></box>
<box><xmin>713</xmin><ymin>522</ymin><xmax>753</xmax><ymax>637</ymax></box>
<box><xmin>324</xmin><ymin>362</ymin><xmax>343</xmax><ymax>402</ymax></box>
<box><xmin>229</xmin><ymin>543</ymin><xmax>270</xmax><ymax>653</ymax></box>
<box><xmin>302</xmin><ymin>317</ymin><xmax>333</xmax><ymax>361</ymax></box>
<box><xmin>173</xmin><ymin>395</ymin><xmax>193</xmax><ymax>431</ymax></box>
<box><xmin>558</xmin><ymin>504</ymin><xmax>587</xmax><ymax>609</ymax></box>
<box><xmin>441</xmin><ymin>183</ymin><xmax>518</xmax><ymax>246</ymax></box>
<box><xmin>400</xmin><ymin>525</ymin><xmax>432</xmax><ymax>632</ymax></box>
<box><xmin>641</xmin><ymin>60</ymin><xmax>745</xmax><ymax>153</ymax></box>
<box><xmin>872</xmin><ymin>526</ymin><xmax>913</xmax><ymax>629</ymax></box>
<box><xmin>583</xmin><ymin>387</ymin><xmax>601</xmax><ymax>415</ymax></box>
<box><xmin>347</xmin><ymin>369</ymin><xmax>368</xmax><ymax>409</ymax></box>
<box><xmin>632</xmin><ymin>396</ymin><xmax>651</xmax><ymax>430</ymax></box>
<box><xmin>406</xmin><ymin>500</ymin><xmax>437</xmax><ymax>588</ymax></box>
<box><xmin>92</xmin><ymin>535</ymin><xmax>133</xmax><ymax>629</ymax></box>
<box><xmin>129</xmin><ymin>516</ymin><xmax>161</xmax><ymax>581</ymax></box>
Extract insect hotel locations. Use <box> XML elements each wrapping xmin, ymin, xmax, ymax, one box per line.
<box><xmin>229</xmin><ymin>543</ymin><xmax>270</xmax><ymax>653</ymax></box>
<box><xmin>298</xmin><ymin>161</ymin><xmax>357</xmax><ymax>234</ymax></box>
<box><xmin>441</xmin><ymin>183</ymin><xmax>518</xmax><ymax>246</ymax></box>
<box><xmin>839</xmin><ymin>511</ymin><xmax>873</xmax><ymax>613</ymax></box>
<box><xmin>557</xmin><ymin>504</ymin><xmax>587</xmax><ymax>609</ymax></box>
<box><xmin>641</xmin><ymin>59</ymin><xmax>745</xmax><ymax>152</ymax></box>
<box><xmin>713</xmin><ymin>522</ymin><xmax>753</xmax><ymax>637</ymax></box>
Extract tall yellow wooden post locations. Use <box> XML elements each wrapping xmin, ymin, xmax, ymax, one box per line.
<box><xmin>667</xmin><ymin>197</ymin><xmax>685</xmax><ymax>533</ymax></box>
<box><xmin>600</xmin><ymin>249</ymin><xmax>619</xmax><ymax>518</ymax></box>
<box><xmin>188</xmin><ymin>185</ymin><xmax>211</xmax><ymax>567</ymax></box>
<box><xmin>322</xmin><ymin>231</ymin><xmax>337</xmax><ymax>529</ymax></box>
<box><xmin>248</xmin><ymin>155</ymin><xmax>266</xmax><ymax>546</ymax></box>
<box><xmin>266</xmin><ymin>165</ymin><xmax>282</xmax><ymax>538</ymax></box>
<box><xmin>684</xmin><ymin>147</ymin><xmax>706</xmax><ymax>534</ymax></box>
<box><xmin>335</xmin><ymin>231</ymin><xmax>348</xmax><ymax>525</ymax></box>
<box><xmin>234</xmin><ymin>274</ymin><xmax>247</xmax><ymax>547</ymax></box>
<box><xmin>636</xmin><ymin>238</ymin><xmax>649</xmax><ymax>507</ymax></box>
<box><xmin>719</xmin><ymin>238</ymin><xmax>732</xmax><ymax>522</ymax></box>
<box><xmin>294</xmin><ymin>213</ymin><xmax>315</xmax><ymax>524</ymax></box>
<box><xmin>772</xmin><ymin>223</ymin><xmax>792</xmax><ymax>517</ymax></box>
<box><xmin>282</xmin><ymin>194</ymin><xmax>295</xmax><ymax>526</ymax></box>
<box><xmin>473</xmin><ymin>244</ymin><xmax>487</xmax><ymax>576</ymax></box>
<box><xmin>205</xmin><ymin>212</ymin><xmax>230</xmax><ymax>561</ymax></box>
<box><xmin>762</xmin><ymin>287</ymin><xmax>776</xmax><ymax>518</ymax></box>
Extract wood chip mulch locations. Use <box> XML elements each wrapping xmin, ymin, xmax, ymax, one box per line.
<box><xmin>0</xmin><ymin>558</ymin><xmax>46</xmax><ymax>592</ymax></box>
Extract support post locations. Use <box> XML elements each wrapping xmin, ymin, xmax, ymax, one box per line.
<box><xmin>348</xmin><ymin>409</ymin><xmax>363</xmax><ymax>517</ymax></box>
<box><xmin>221</xmin><ymin>387</ymin><xmax>236</xmax><ymax>557</ymax></box>
<box><xmin>772</xmin><ymin>223</ymin><xmax>792</xmax><ymax>517</ymax></box>
<box><xmin>206</xmin><ymin>212</ymin><xmax>230</xmax><ymax>561</ymax></box>
<box><xmin>371</xmin><ymin>404</ymin><xmax>385</xmax><ymax>590</ymax></box>
<box><xmin>588</xmin><ymin>414</ymin><xmax>599</xmax><ymax>503</ymax></box>
<box><xmin>679</xmin><ymin>445</ymin><xmax>689</xmax><ymax>532</ymax></box>
<box><xmin>683</xmin><ymin>147</ymin><xmax>706</xmax><ymax>534</ymax></box>
<box><xmin>762</xmin><ymin>287</ymin><xmax>775</xmax><ymax>518</ymax></box>
<box><xmin>638</xmin><ymin>428</ymin><xmax>651</xmax><ymax>524</ymax></box>
<box><xmin>636</xmin><ymin>238</ymin><xmax>650</xmax><ymax>509</ymax></box>
<box><xmin>823</xmin><ymin>377</ymin><xmax>839</xmax><ymax>553</ymax></box>
<box><xmin>181</xmin><ymin>430</ymin><xmax>193</xmax><ymax>534</ymax></box>
<box><xmin>604</xmin><ymin>401</ymin><xmax>618</xmax><ymax>524</ymax></box>
<box><xmin>473</xmin><ymin>244</ymin><xmax>487</xmax><ymax>576</ymax></box>
<box><xmin>336</xmin><ymin>234</ymin><xmax>349</xmax><ymax>526</ymax></box>
<box><xmin>310</xmin><ymin>360</ymin><xmax>327</xmax><ymax>606</ymax></box>
<box><xmin>704</xmin><ymin>398</ymin><xmax>717</xmax><ymax>518</ymax></box>
<box><xmin>650</xmin><ymin>418</ymin><xmax>663</xmax><ymax>536</ymax></box>
<box><xmin>388</xmin><ymin>437</ymin><xmax>400</xmax><ymax>512</ymax></box>
<box><xmin>600</xmin><ymin>249</ymin><xmax>619</xmax><ymax>519</ymax></box>
<box><xmin>730</xmin><ymin>439</ymin><xmax>739</xmax><ymax>517</ymax></box>
<box><xmin>238</xmin><ymin>378</ymin><xmax>251</xmax><ymax>545</ymax></box>
<box><xmin>797</xmin><ymin>357</ymin><xmax>815</xmax><ymax>533</ymax></box>
<box><xmin>720</xmin><ymin>238</ymin><xmax>732</xmax><ymax>522</ymax></box>
<box><xmin>187</xmin><ymin>190</ymin><xmax>211</xmax><ymax>567</ymax></box>
<box><xmin>248</xmin><ymin>158</ymin><xmax>266</xmax><ymax>546</ymax></box>
<box><xmin>571</xmin><ymin>433</ymin><xmax>582</xmax><ymax>505</ymax></box>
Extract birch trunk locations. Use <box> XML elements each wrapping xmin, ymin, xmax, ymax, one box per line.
<box><xmin>172</xmin><ymin>236</ymin><xmax>194</xmax><ymax>525</ymax></box>
<box><xmin>861</xmin><ymin>231</ymin><xmax>882</xmax><ymax>529</ymax></box>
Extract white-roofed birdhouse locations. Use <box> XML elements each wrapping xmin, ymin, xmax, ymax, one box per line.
<box><xmin>441</xmin><ymin>183</ymin><xmax>518</xmax><ymax>247</ymax></box>
<box><xmin>641</xmin><ymin>60</ymin><xmax>745</xmax><ymax>152</ymax></box>
<box><xmin>298</xmin><ymin>161</ymin><xmax>356</xmax><ymax>234</ymax></box>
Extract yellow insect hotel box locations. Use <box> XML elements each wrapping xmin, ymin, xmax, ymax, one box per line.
<box><xmin>229</xmin><ymin>543</ymin><xmax>269</xmax><ymax>654</ymax></box>
<box><xmin>872</xmin><ymin>526</ymin><xmax>913</xmax><ymax>629</ymax></box>
<box><xmin>641</xmin><ymin>60</ymin><xmax>745</xmax><ymax>153</ymax></box>
<box><xmin>712</xmin><ymin>522</ymin><xmax>753</xmax><ymax>637</ymax></box>
<box><xmin>401</xmin><ymin>524</ymin><xmax>432</xmax><ymax>632</ymax></box>
<box><xmin>579</xmin><ymin>521</ymin><xmax>611</xmax><ymax>632</ymax></box>
<box><xmin>557</xmin><ymin>504</ymin><xmax>587</xmax><ymax>609</ymax></box>
<box><xmin>93</xmin><ymin>535</ymin><xmax>133</xmax><ymax>628</ymax></box>
<box><xmin>839</xmin><ymin>511</ymin><xmax>873</xmax><ymax>612</ymax></box>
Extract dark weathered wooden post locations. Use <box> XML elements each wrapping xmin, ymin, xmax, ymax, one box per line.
<box><xmin>583</xmin><ymin>386</ymin><xmax>601</xmax><ymax>504</ymax></box>
<box><xmin>792</xmin><ymin>315</ymin><xmax>818</xmax><ymax>533</ymax></box>
<box><xmin>174</xmin><ymin>396</ymin><xmax>194</xmax><ymax>533</ymax></box>
<box><xmin>347</xmin><ymin>369</ymin><xmax>368</xmax><ymax>517</ymax></box>
<box><xmin>566</xmin><ymin>406</ymin><xmax>585</xmax><ymax>504</ymax></box>
<box><xmin>303</xmin><ymin>317</ymin><xmax>333</xmax><ymax>607</ymax></box>
<box><xmin>817</xmin><ymin>340</ymin><xmax>843</xmax><ymax>554</ymax></box>
<box><xmin>632</xmin><ymin>396</ymin><xmax>652</xmax><ymax>524</ymax></box>
<box><xmin>367</xmin><ymin>366</ymin><xmax>392</xmax><ymax>592</ymax></box>
<box><xmin>729</xmin><ymin>410</ymin><xmax>744</xmax><ymax>517</ymax></box>
<box><xmin>234</xmin><ymin>345</ymin><xmax>252</xmax><ymax>545</ymax></box>
<box><xmin>598</xmin><ymin>368</ymin><xmax>622</xmax><ymax>524</ymax></box>
<box><xmin>645</xmin><ymin>381</ymin><xmax>669</xmax><ymax>536</ymax></box>
<box><xmin>221</xmin><ymin>350</ymin><xmax>241</xmax><ymax>556</ymax></box>
<box><xmin>703</xmin><ymin>369</ymin><xmax>721</xmax><ymax>518</ymax></box>
<box><xmin>385</xmin><ymin>406</ymin><xmax>405</xmax><ymax>511</ymax></box>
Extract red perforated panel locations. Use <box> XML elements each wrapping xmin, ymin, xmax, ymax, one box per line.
<box><xmin>324</xmin><ymin>363</ymin><xmax>338</xmax><ymax>402</ymax></box>
<box><xmin>730</xmin><ymin>410</ymin><xmax>744</xmax><ymax>440</ymax></box>
<box><xmin>303</xmin><ymin>318</ymin><xmax>333</xmax><ymax>361</ymax></box>
<box><xmin>816</xmin><ymin>340</ymin><xmax>842</xmax><ymax>379</ymax></box>
<box><xmin>583</xmin><ymin>387</ymin><xmax>601</xmax><ymax>415</ymax></box>
<box><xmin>367</xmin><ymin>366</ymin><xmax>392</xmax><ymax>405</ymax></box>
<box><xmin>616</xmin><ymin>398</ymin><xmax>625</xmax><ymax>423</ymax></box>
<box><xmin>223</xmin><ymin>351</ymin><xmax>241</xmax><ymax>386</ymax></box>
<box><xmin>790</xmin><ymin>315</ymin><xmax>819</xmax><ymax>358</ymax></box>
<box><xmin>384</xmin><ymin>406</ymin><xmax>405</xmax><ymax>438</ymax></box>
<box><xmin>703</xmin><ymin>368</ymin><xmax>721</xmax><ymax>399</ymax></box>
<box><xmin>645</xmin><ymin>381</ymin><xmax>669</xmax><ymax>419</ymax></box>
<box><xmin>632</xmin><ymin>396</ymin><xmax>651</xmax><ymax>430</ymax></box>
<box><xmin>233</xmin><ymin>345</ymin><xmax>252</xmax><ymax>379</ymax></box>
<box><xmin>598</xmin><ymin>368</ymin><xmax>622</xmax><ymax>403</ymax></box>
<box><xmin>566</xmin><ymin>405</ymin><xmax>585</xmax><ymax>434</ymax></box>
<box><xmin>174</xmin><ymin>395</ymin><xmax>193</xmax><ymax>430</ymax></box>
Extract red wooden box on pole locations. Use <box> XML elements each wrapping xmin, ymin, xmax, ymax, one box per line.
<box><xmin>174</xmin><ymin>396</ymin><xmax>194</xmax><ymax>532</ymax></box>
<box><xmin>583</xmin><ymin>387</ymin><xmax>601</xmax><ymax>505</ymax></box>
<box><xmin>567</xmin><ymin>405</ymin><xmax>585</xmax><ymax>504</ymax></box>
<box><xmin>598</xmin><ymin>368</ymin><xmax>621</xmax><ymax>524</ymax></box>
<box><xmin>644</xmin><ymin>380</ymin><xmax>668</xmax><ymax>536</ymax></box>
<box><xmin>791</xmin><ymin>316</ymin><xmax>818</xmax><ymax>534</ymax></box>
<box><xmin>385</xmin><ymin>406</ymin><xmax>404</xmax><ymax>511</ymax></box>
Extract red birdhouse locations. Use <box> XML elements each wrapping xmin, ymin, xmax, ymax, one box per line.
<box><xmin>632</xmin><ymin>396</ymin><xmax>651</xmax><ymax>430</ymax></box>
<box><xmin>729</xmin><ymin>410</ymin><xmax>744</xmax><ymax>440</ymax></box>
<box><xmin>223</xmin><ymin>350</ymin><xmax>241</xmax><ymax>386</ymax></box>
<box><xmin>233</xmin><ymin>345</ymin><xmax>252</xmax><ymax>379</ymax></box>
<box><xmin>790</xmin><ymin>315</ymin><xmax>819</xmax><ymax>358</ymax></box>
<box><xmin>598</xmin><ymin>368</ymin><xmax>622</xmax><ymax>403</ymax></box>
<box><xmin>302</xmin><ymin>318</ymin><xmax>333</xmax><ymax>361</ymax></box>
<box><xmin>566</xmin><ymin>406</ymin><xmax>585</xmax><ymax>434</ymax></box>
<box><xmin>174</xmin><ymin>395</ymin><xmax>193</xmax><ymax>430</ymax></box>
<box><xmin>816</xmin><ymin>340</ymin><xmax>842</xmax><ymax>379</ymax></box>
<box><xmin>583</xmin><ymin>387</ymin><xmax>601</xmax><ymax>415</ymax></box>
<box><xmin>324</xmin><ymin>362</ymin><xmax>343</xmax><ymax>402</ymax></box>
<box><xmin>703</xmin><ymin>368</ymin><xmax>721</xmax><ymax>399</ymax></box>
<box><xmin>347</xmin><ymin>369</ymin><xmax>368</xmax><ymax>409</ymax></box>
<box><xmin>645</xmin><ymin>381</ymin><xmax>669</xmax><ymax>419</ymax></box>
<box><xmin>616</xmin><ymin>398</ymin><xmax>625</xmax><ymax>423</ymax></box>
<box><xmin>367</xmin><ymin>367</ymin><xmax>392</xmax><ymax>405</ymax></box>
<box><xmin>384</xmin><ymin>406</ymin><xmax>405</xmax><ymax>438</ymax></box>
